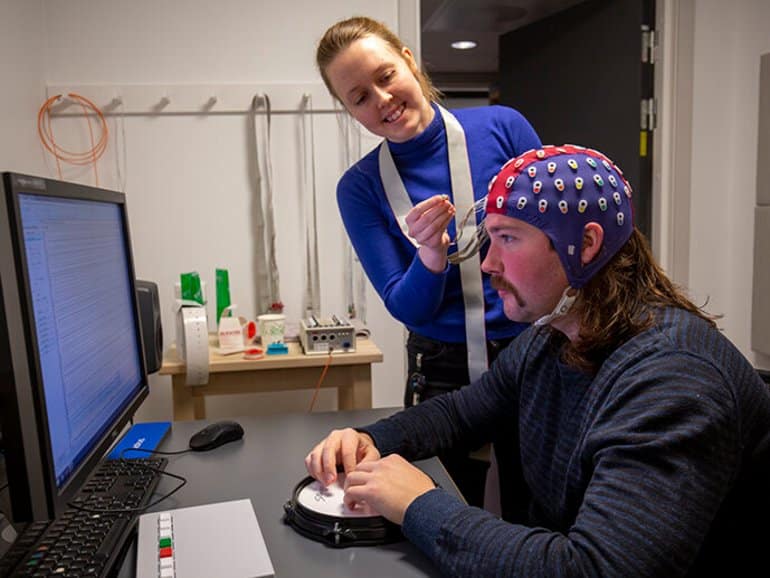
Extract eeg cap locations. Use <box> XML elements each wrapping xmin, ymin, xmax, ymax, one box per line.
<box><xmin>485</xmin><ymin>145</ymin><xmax>634</xmax><ymax>289</ymax></box>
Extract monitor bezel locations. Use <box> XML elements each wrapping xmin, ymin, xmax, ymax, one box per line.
<box><xmin>0</xmin><ymin>172</ymin><xmax>149</xmax><ymax>522</ymax></box>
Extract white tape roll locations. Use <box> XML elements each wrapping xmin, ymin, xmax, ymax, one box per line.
<box><xmin>177</xmin><ymin>306</ymin><xmax>210</xmax><ymax>386</ymax></box>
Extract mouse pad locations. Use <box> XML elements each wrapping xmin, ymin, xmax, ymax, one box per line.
<box><xmin>108</xmin><ymin>421</ymin><xmax>171</xmax><ymax>459</ymax></box>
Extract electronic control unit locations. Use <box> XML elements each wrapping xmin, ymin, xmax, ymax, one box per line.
<box><xmin>299</xmin><ymin>315</ymin><xmax>356</xmax><ymax>355</ymax></box>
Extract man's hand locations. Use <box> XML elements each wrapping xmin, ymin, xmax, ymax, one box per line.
<box><xmin>343</xmin><ymin>454</ymin><xmax>436</xmax><ymax>525</ymax></box>
<box><xmin>305</xmin><ymin>428</ymin><xmax>380</xmax><ymax>486</ymax></box>
<box><xmin>405</xmin><ymin>195</ymin><xmax>456</xmax><ymax>273</ymax></box>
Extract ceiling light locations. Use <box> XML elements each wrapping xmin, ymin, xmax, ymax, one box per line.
<box><xmin>451</xmin><ymin>40</ymin><xmax>477</xmax><ymax>50</ymax></box>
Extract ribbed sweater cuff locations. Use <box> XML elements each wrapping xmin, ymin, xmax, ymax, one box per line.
<box><xmin>401</xmin><ymin>488</ymin><xmax>465</xmax><ymax>559</ymax></box>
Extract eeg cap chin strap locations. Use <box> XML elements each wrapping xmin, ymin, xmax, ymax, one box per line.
<box><xmin>533</xmin><ymin>286</ymin><xmax>577</xmax><ymax>327</ymax></box>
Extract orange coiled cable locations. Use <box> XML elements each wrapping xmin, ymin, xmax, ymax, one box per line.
<box><xmin>37</xmin><ymin>93</ymin><xmax>109</xmax><ymax>185</ymax></box>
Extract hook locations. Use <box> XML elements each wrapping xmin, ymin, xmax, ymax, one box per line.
<box><xmin>104</xmin><ymin>96</ymin><xmax>123</xmax><ymax>112</ymax></box>
<box><xmin>54</xmin><ymin>94</ymin><xmax>73</xmax><ymax>106</ymax></box>
<box><xmin>151</xmin><ymin>96</ymin><xmax>171</xmax><ymax>113</ymax></box>
<box><xmin>201</xmin><ymin>96</ymin><xmax>218</xmax><ymax>111</ymax></box>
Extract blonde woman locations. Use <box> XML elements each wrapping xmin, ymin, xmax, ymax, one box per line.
<box><xmin>316</xmin><ymin>16</ymin><xmax>541</xmax><ymax>507</ymax></box>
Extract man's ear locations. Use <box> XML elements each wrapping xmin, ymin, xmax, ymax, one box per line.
<box><xmin>581</xmin><ymin>222</ymin><xmax>604</xmax><ymax>266</ymax></box>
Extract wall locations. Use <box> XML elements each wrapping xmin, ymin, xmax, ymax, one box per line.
<box><xmin>5</xmin><ymin>0</ymin><xmax>768</xmax><ymax>426</ymax></box>
<box><xmin>687</xmin><ymin>0</ymin><xmax>770</xmax><ymax>368</ymax></box>
<box><xmin>28</xmin><ymin>0</ymin><xmax>418</xmax><ymax>420</ymax></box>
<box><xmin>0</xmin><ymin>0</ymin><xmax>47</xmax><ymax>175</ymax></box>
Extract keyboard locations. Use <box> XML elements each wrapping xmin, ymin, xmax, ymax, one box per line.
<box><xmin>0</xmin><ymin>457</ymin><xmax>167</xmax><ymax>578</ymax></box>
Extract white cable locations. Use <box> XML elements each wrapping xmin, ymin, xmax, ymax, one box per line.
<box><xmin>336</xmin><ymin>108</ymin><xmax>356</xmax><ymax>319</ymax></box>
<box><xmin>349</xmin><ymin>117</ymin><xmax>367</xmax><ymax>322</ymax></box>
<box><xmin>250</xmin><ymin>94</ymin><xmax>281</xmax><ymax>314</ymax></box>
<box><xmin>334</xmin><ymin>107</ymin><xmax>369</xmax><ymax>322</ymax></box>
<box><xmin>261</xmin><ymin>94</ymin><xmax>281</xmax><ymax>310</ymax></box>
<box><xmin>353</xmin><ymin>112</ymin><xmax>368</xmax><ymax>321</ymax></box>
<box><xmin>114</xmin><ymin>97</ymin><xmax>128</xmax><ymax>192</ymax></box>
<box><xmin>250</xmin><ymin>95</ymin><xmax>269</xmax><ymax>313</ymax></box>
<box><xmin>301</xmin><ymin>94</ymin><xmax>321</xmax><ymax>316</ymax></box>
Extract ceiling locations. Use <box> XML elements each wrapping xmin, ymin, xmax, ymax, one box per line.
<box><xmin>420</xmin><ymin>0</ymin><xmax>588</xmax><ymax>90</ymax></box>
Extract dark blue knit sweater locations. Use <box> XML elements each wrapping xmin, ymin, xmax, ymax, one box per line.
<box><xmin>363</xmin><ymin>308</ymin><xmax>770</xmax><ymax>576</ymax></box>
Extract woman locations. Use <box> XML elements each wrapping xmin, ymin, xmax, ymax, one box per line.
<box><xmin>316</xmin><ymin>16</ymin><xmax>541</xmax><ymax>507</ymax></box>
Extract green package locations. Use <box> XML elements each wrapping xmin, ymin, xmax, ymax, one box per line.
<box><xmin>180</xmin><ymin>271</ymin><xmax>204</xmax><ymax>305</ymax></box>
<box><xmin>216</xmin><ymin>268</ymin><xmax>231</xmax><ymax>323</ymax></box>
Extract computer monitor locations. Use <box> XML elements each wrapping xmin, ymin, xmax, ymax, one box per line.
<box><xmin>0</xmin><ymin>172</ymin><xmax>148</xmax><ymax>523</ymax></box>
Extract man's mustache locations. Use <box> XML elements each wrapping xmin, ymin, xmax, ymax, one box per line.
<box><xmin>490</xmin><ymin>275</ymin><xmax>525</xmax><ymax>307</ymax></box>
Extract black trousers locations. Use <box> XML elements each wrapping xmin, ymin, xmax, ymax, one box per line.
<box><xmin>404</xmin><ymin>331</ymin><xmax>513</xmax><ymax>508</ymax></box>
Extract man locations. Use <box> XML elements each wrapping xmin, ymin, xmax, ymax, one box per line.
<box><xmin>305</xmin><ymin>145</ymin><xmax>770</xmax><ymax>577</ymax></box>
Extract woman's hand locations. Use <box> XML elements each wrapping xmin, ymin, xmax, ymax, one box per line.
<box><xmin>305</xmin><ymin>428</ymin><xmax>380</xmax><ymax>486</ymax></box>
<box><xmin>405</xmin><ymin>195</ymin><xmax>456</xmax><ymax>273</ymax></box>
<box><xmin>343</xmin><ymin>454</ymin><xmax>436</xmax><ymax>525</ymax></box>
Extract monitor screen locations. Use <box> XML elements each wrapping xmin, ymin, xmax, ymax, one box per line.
<box><xmin>0</xmin><ymin>172</ymin><xmax>148</xmax><ymax>522</ymax></box>
<box><xmin>19</xmin><ymin>193</ymin><xmax>143</xmax><ymax>487</ymax></box>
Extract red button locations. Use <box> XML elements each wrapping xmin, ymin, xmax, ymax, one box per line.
<box><xmin>159</xmin><ymin>546</ymin><xmax>173</xmax><ymax>558</ymax></box>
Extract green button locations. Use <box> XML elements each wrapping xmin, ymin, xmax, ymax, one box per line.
<box><xmin>159</xmin><ymin>537</ymin><xmax>172</xmax><ymax>548</ymax></box>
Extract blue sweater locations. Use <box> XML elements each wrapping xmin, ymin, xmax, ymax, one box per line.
<box><xmin>336</xmin><ymin>104</ymin><xmax>541</xmax><ymax>342</ymax></box>
<box><xmin>363</xmin><ymin>308</ymin><xmax>770</xmax><ymax>576</ymax></box>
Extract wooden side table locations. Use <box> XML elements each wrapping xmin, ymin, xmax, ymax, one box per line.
<box><xmin>158</xmin><ymin>337</ymin><xmax>383</xmax><ymax>420</ymax></box>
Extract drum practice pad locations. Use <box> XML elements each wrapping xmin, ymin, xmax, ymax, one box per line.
<box><xmin>283</xmin><ymin>473</ymin><xmax>403</xmax><ymax>547</ymax></box>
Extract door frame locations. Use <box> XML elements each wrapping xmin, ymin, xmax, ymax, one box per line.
<box><xmin>653</xmin><ymin>0</ymin><xmax>695</xmax><ymax>286</ymax></box>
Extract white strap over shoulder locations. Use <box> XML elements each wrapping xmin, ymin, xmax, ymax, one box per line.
<box><xmin>378</xmin><ymin>106</ymin><xmax>488</xmax><ymax>381</ymax></box>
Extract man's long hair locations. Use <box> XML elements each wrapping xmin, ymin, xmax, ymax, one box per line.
<box><xmin>561</xmin><ymin>227</ymin><xmax>718</xmax><ymax>372</ymax></box>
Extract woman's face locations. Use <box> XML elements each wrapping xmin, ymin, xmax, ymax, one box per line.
<box><xmin>325</xmin><ymin>35</ymin><xmax>434</xmax><ymax>143</ymax></box>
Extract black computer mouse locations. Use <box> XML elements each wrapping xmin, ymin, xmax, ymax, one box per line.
<box><xmin>189</xmin><ymin>420</ymin><xmax>244</xmax><ymax>451</ymax></box>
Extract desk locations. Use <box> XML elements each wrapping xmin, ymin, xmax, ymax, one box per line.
<box><xmin>117</xmin><ymin>408</ymin><xmax>460</xmax><ymax>577</ymax></box>
<box><xmin>158</xmin><ymin>337</ymin><xmax>383</xmax><ymax>420</ymax></box>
